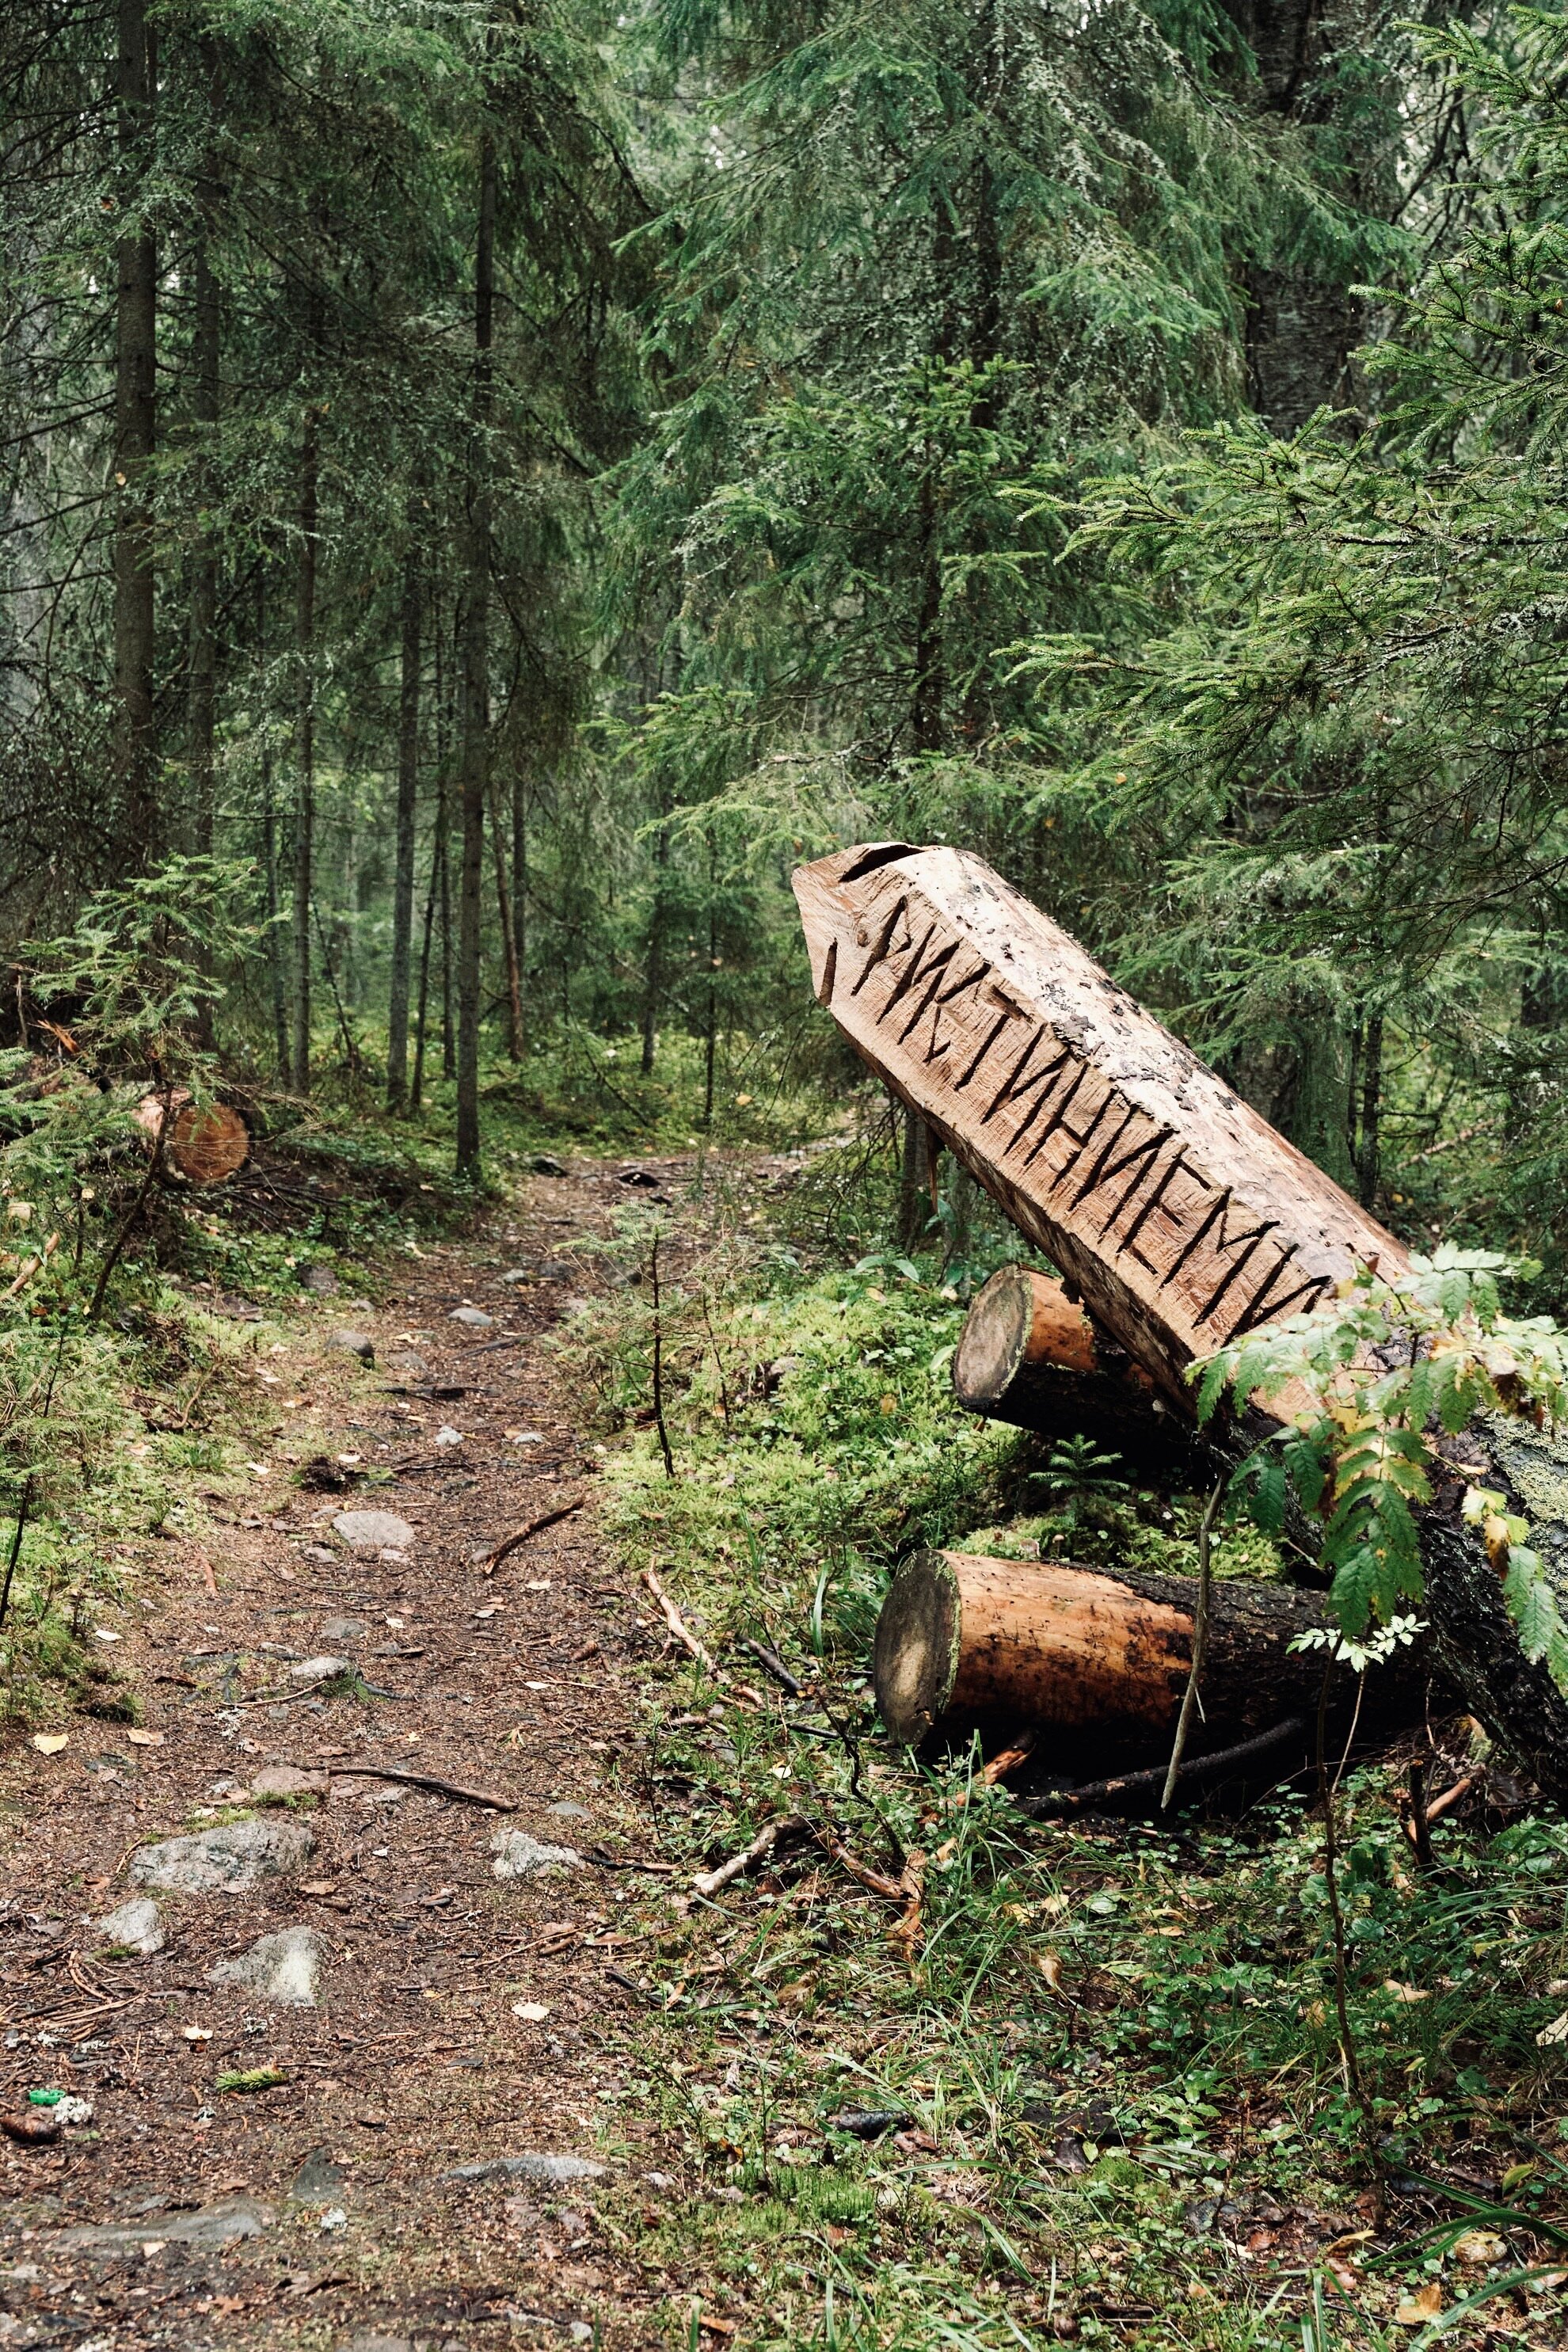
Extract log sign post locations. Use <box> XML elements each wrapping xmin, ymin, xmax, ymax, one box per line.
<box><xmin>795</xmin><ymin>842</ymin><xmax>1568</xmax><ymax>1796</ymax></box>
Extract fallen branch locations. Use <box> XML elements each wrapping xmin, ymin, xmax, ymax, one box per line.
<box><xmin>983</xmin><ymin>1731</ymin><xmax>1036</xmax><ymax>1787</ymax></box>
<box><xmin>2</xmin><ymin>1231</ymin><xmax>59</xmax><ymax>1301</ymax></box>
<box><xmin>1014</xmin><ymin>1716</ymin><xmax>1307</xmax><ymax>1820</ymax></box>
<box><xmin>692</xmin><ymin>1815</ymin><xmax>803</xmax><ymax>1899</ymax></box>
<box><xmin>485</xmin><ymin>1495</ymin><xmax>586</xmax><ymax>1575</ymax></box>
<box><xmin>742</xmin><ymin>1638</ymin><xmax>801</xmax><ymax>1698</ymax></box>
<box><xmin>813</xmin><ymin>1822</ymin><xmax>905</xmax><ymax>1901</ymax></box>
<box><xmin>1423</xmin><ymin>1769</ymin><xmax>1481</xmax><ymax>1826</ymax></box>
<box><xmin>291</xmin><ymin>1760</ymin><xmax>516</xmax><ymax>1811</ymax></box>
<box><xmin>643</xmin><ymin>1567</ymin><xmax>717</xmax><ymax>1673</ymax></box>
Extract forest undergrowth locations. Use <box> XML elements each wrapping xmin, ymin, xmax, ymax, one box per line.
<box><xmin>551</xmin><ymin>1141</ymin><xmax>1568</xmax><ymax>2352</ymax></box>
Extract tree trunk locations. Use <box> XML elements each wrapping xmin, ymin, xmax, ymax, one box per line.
<box><xmin>896</xmin><ymin>1102</ymin><xmax>931</xmax><ymax>1250</ymax></box>
<box><xmin>511</xmin><ymin>767</ymin><xmax>527</xmax><ymax>1019</ymax></box>
<box><xmin>411</xmin><ymin>805</ymin><xmax>442</xmax><ymax>1112</ymax></box>
<box><xmin>114</xmin><ymin>0</ymin><xmax>158</xmax><ymax>863</ymax></box>
<box><xmin>641</xmin><ymin>804</ymin><xmax>669</xmax><ymax>1077</ymax></box>
<box><xmin>257</xmin><ymin>572</ymin><xmax>289</xmax><ymax>1080</ymax></box>
<box><xmin>386</xmin><ymin>531</ymin><xmax>421</xmax><ymax>1111</ymax></box>
<box><xmin>953</xmin><ymin>1265</ymin><xmax>1216</xmax><ymax>1482</ymax></box>
<box><xmin>289</xmin><ymin>398</ymin><xmax>318</xmax><ymax>1092</ymax></box>
<box><xmin>455</xmin><ymin>119</ymin><xmax>495</xmax><ymax>1179</ymax></box>
<box><xmin>187</xmin><ymin>40</ymin><xmax>221</xmax><ymax>874</ymax></box>
<box><xmin>874</xmin><ymin>1549</ymin><xmax>1440</xmax><ymax>1767</ymax></box>
<box><xmin>489</xmin><ymin>776</ymin><xmax>523</xmax><ymax>1062</ymax></box>
<box><xmin>797</xmin><ymin>843</ymin><xmax>1568</xmax><ymax>1798</ymax></box>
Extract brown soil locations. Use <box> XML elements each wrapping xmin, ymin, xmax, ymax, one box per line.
<box><xmin>0</xmin><ymin>1163</ymin><xmax>698</xmax><ymax>2350</ymax></box>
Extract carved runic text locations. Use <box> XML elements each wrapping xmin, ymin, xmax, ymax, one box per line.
<box><xmin>794</xmin><ymin>844</ymin><xmax>1404</xmax><ymax>1403</ymax></box>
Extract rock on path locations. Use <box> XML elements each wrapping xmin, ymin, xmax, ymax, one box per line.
<box><xmin>130</xmin><ymin>1816</ymin><xmax>314</xmax><ymax>1893</ymax></box>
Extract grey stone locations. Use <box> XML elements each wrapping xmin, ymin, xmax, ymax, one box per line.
<box><xmin>546</xmin><ymin>1801</ymin><xmax>592</xmax><ymax>1823</ymax></box>
<box><xmin>384</xmin><ymin>1349</ymin><xmax>430</xmax><ymax>1385</ymax></box>
<box><xmin>348</xmin><ymin>2335</ymin><xmax>415</xmax><ymax>2352</ymax></box>
<box><xmin>333</xmin><ymin>1509</ymin><xmax>416</xmax><ymax>1551</ymax></box>
<box><xmin>491</xmin><ymin>1829</ymin><xmax>581</xmax><ymax>1881</ymax></box>
<box><xmin>288</xmin><ymin>1654</ymin><xmax>350</xmax><ymax>1686</ymax></box>
<box><xmin>328</xmin><ymin>1330</ymin><xmax>375</xmax><ymax>1363</ymax></box>
<box><xmin>444</xmin><ymin>2152</ymin><xmax>607</xmax><ymax>2186</ymax></box>
<box><xmin>208</xmin><ymin>1923</ymin><xmax>322</xmax><ymax>2008</ymax></box>
<box><xmin>321</xmin><ymin>1616</ymin><xmax>367</xmax><ymax>1644</ymax></box>
<box><xmin>130</xmin><ymin>1816</ymin><xmax>314</xmax><ymax>1894</ymax></box>
<box><xmin>500</xmin><ymin>1269</ymin><xmax>531</xmax><ymax>1285</ymax></box>
<box><xmin>94</xmin><ymin>1896</ymin><xmax>163</xmax><ymax>1956</ymax></box>
<box><xmin>52</xmin><ymin>2197</ymin><xmax>272</xmax><ymax>2252</ymax></box>
<box><xmin>288</xmin><ymin>2147</ymin><xmax>348</xmax><ymax>2206</ymax></box>
<box><xmin>449</xmin><ymin>1306</ymin><xmax>493</xmax><ymax>1328</ymax></box>
<box><xmin>303</xmin><ymin>1265</ymin><xmax>337</xmax><ymax>1295</ymax></box>
<box><xmin>249</xmin><ymin>1766</ymin><xmax>329</xmax><ymax>1799</ymax></box>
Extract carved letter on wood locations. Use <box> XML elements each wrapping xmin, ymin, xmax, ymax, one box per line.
<box><xmin>794</xmin><ymin>843</ymin><xmax>1404</xmax><ymax>1406</ymax></box>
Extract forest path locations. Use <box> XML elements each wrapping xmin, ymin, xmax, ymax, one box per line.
<box><xmin>0</xmin><ymin>1159</ymin><xmax>703</xmax><ymax>2352</ymax></box>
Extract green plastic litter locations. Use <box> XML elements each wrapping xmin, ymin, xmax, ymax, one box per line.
<box><xmin>27</xmin><ymin>2088</ymin><xmax>61</xmax><ymax>2107</ymax></box>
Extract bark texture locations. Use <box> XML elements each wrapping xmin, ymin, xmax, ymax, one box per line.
<box><xmin>874</xmin><ymin>1549</ymin><xmax>1437</xmax><ymax>1764</ymax></box>
<box><xmin>797</xmin><ymin>843</ymin><xmax>1568</xmax><ymax>1798</ymax></box>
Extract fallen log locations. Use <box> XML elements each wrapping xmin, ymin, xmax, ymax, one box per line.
<box><xmin>953</xmin><ymin>1264</ymin><xmax>1217</xmax><ymax>1482</ymax></box>
<box><xmin>797</xmin><ymin>843</ymin><xmax>1568</xmax><ymax>1795</ymax></box>
<box><xmin>133</xmin><ymin>1090</ymin><xmax>249</xmax><ymax>1185</ymax></box>
<box><xmin>873</xmin><ymin>1548</ymin><xmax>1439</xmax><ymax>1764</ymax></box>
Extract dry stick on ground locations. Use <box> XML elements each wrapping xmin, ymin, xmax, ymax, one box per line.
<box><xmin>484</xmin><ymin>1495</ymin><xmax>585</xmax><ymax>1575</ymax></box>
<box><xmin>1161</xmin><ymin>1475</ymin><xmax>1225</xmax><ymax>1809</ymax></box>
<box><xmin>1016</xmin><ymin>1718</ymin><xmax>1307</xmax><ymax>1820</ymax></box>
<box><xmin>291</xmin><ymin>1760</ymin><xmax>516</xmax><ymax>1810</ymax></box>
<box><xmin>743</xmin><ymin>1637</ymin><xmax>801</xmax><ymax>1698</ymax></box>
<box><xmin>643</xmin><ymin>1566</ymin><xmax>717</xmax><ymax>1673</ymax></box>
<box><xmin>692</xmin><ymin>1814</ymin><xmax>802</xmax><ymax>1899</ymax></box>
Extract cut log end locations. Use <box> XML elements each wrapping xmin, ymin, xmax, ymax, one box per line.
<box><xmin>872</xmin><ymin>1551</ymin><xmax>961</xmax><ymax>1746</ymax></box>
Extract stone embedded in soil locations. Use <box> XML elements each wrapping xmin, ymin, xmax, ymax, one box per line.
<box><xmin>445</xmin><ymin>2152</ymin><xmax>607</xmax><ymax>2185</ymax></box>
<box><xmin>130</xmin><ymin>1815</ymin><xmax>315</xmax><ymax>1893</ymax></box>
<box><xmin>303</xmin><ymin>1265</ymin><xmax>337</xmax><ymax>1295</ymax></box>
<box><xmin>53</xmin><ymin>2198</ymin><xmax>273</xmax><ymax>2251</ymax></box>
<box><xmin>321</xmin><ymin>1616</ymin><xmax>367</xmax><ymax>1644</ymax></box>
<box><xmin>289</xmin><ymin>1654</ymin><xmax>350</xmax><ymax>1686</ymax></box>
<box><xmin>449</xmin><ymin>1305</ymin><xmax>493</xmax><ymax>1327</ymax></box>
<box><xmin>329</xmin><ymin>1329</ymin><xmax>375</xmax><ymax>1361</ymax></box>
<box><xmin>94</xmin><ymin>1894</ymin><xmax>165</xmax><ymax>1955</ymax></box>
<box><xmin>490</xmin><ymin>1828</ymin><xmax>582</xmax><ymax>1880</ymax></box>
<box><xmin>288</xmin><ymin>2147</ymin><xmax>349</xmax><ymax>2205</ymax></box>
<box><xmin>250</xmin><ymin>1765</ymin><xmax>329</xmax><ymax>1798</ymax></box>
<box><xmin>384</xmin><ymin>1349</ymin><xmax>430</xmax><ymax>1383</ymax></box>
<box><xmin>546</xmin><ymin>1800</ymin><xmax>592</xmax><ymax>1822</ymax></box>
<box><xmin>333</xmin><ymin>1509</ymin><xmax>417</xmax><ymax>1552</ymax></box>
<box><xmin>208</xmin><ymin>1922</ymin><xmax>323</xmax><ymax>2007</ymax></box>
<box><xmin>491</xmin><ymin>1825</ymin><xmax>583</xmax><ymax>1882</ymax></box>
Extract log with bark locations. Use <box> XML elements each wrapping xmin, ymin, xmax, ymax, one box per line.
<box><xmin>953</xmin><ymin>1263</ymin><xmax>1218</xmax><ymax>1483</ymax></box>
<box><xmin>873</xmin><ymin>1548</ymin><xmax>1439</xmax><ymax>1766</ymax></box>
<box><xmin>795</xmin><ymin>843</ymin><xmax>1568</xmax><ymax>1796</ymax></box>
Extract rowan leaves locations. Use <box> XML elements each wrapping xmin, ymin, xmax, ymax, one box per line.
<box><xmin>1196</xmin><ymin>1246</ymin><xmax>1568</xmax><ymax>1687</ymax></box>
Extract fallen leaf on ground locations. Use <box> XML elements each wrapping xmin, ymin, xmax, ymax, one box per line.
<box><xmin>1395</xmin><ymin>2284</ymin><xmax>1443</xmax><ymax>2326</ymax></box>
<box><xmin>1452</xmin><ymin>2230</ymin><xmax>1505</xmax><ymax>2266</ymax></box>
<box><xmin>126</xmin><ymin>1729</ymin><xmax>164</xmax><ymax>1747</ymax></box>
<box><xmin>181</xmin><ymin>2026</ymin><xmax>213</xmax><ymax>2043</ymax></box>
<box><xmin>31</xmin><ymin>1734</ymin><xmax>68</xmax><ymax>1755</ymax></box>
<box><xmin>512</xmin><ymin>2000</ymin><xmax>550</xmax><ymax>2022</ymax></box>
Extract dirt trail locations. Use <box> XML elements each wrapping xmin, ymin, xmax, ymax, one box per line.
<box><xmin>0</xmin><ymin>1164</ymin><xmax>693</xmax><ymax>2351</ymax></box>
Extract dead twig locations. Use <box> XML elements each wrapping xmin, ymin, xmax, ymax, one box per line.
<box><xmin>813</xmin><ymin>1822</ymin><xmax>904</xmax><ymax>1901</ymax></box>
<box><xmin>1017</xmin><ymin>1716</ymin><xmax>1306</xmax><ymax>1820</ymax></box>
<box><xmin>692</xmin><ymin>1815</ymin><xmax>802</xmax><ymax>1899</ymax></box>
<box><xmin>291</xmin><ymin>1760</ymin><xmax>516</xmax><ymax>1811</ymax></box>
<box><xmin>742</xmin><ymin>1638</ymin><xmax>801</xmax><ymax>1698</ymax></box>
<box><xmin>1162</xmin><ymin>1473</ymin><xmax>1224</xmax><ymax>1809</ymax></box>
<box><xmin>643</xmin><ymin>1567</ymin><xmax>717</xmax><ymax>1673</ymax></box>
<box><xmin>485</xmin><ymin>1496</ymin><xmax>586</xmax><ymax>1575</ymax></box>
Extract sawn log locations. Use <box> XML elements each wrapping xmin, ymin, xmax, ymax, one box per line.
<box><xmin>797</xmin><ymin>843</ymin><xmax>1568</xmax><ymax>1797</ymax></box>
<box><xmin>873</xmin><ymin>1549</ymin><xmax>1437</xmax><ymax>1769</ymax></box>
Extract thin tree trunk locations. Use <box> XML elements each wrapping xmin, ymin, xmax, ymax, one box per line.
<box><xmin>411</xmin><ymin>798</ymin><xmax>443</xmax><ymax>1112</ymax></box>
<box><xmin>641</xmin><ymin>803</ymin><xmax>669</xmax><ymax>1076</ymax></box>
<box><xmin>387</xmin><ymin>528</ymin><xmax>421</xmax><ymax>1110</ymax></box>
<box><xmin>290</xmin><ymin>397</ymin><xmax>318</xmax><ymax>1090</ymax></box>
<box><xmin>1357</xmin><ymin>1010</ymin><xmax>1383</xmax><ymax>1212</ymax></box>
<box><xmin>702</xmin><ymin>832</ymin><xmax>717</xmax><ymax>1128</ymax></box>
<box><xmin>455</xmin><ymin>117</ymin><xmax>495</xmax><ymax>1178</ymax></box>
<box><xmin>897</xmin><ymin>1102</ymin><xmax>929</xmax><ymax>1249</ymax></box>
<box><xmin>257</xmin><ymin>572</ymin><xmax>288</xmax><ymax>1079</ymax></box>
<box><xmin>511</xmin><ymin>767</ymin><xmax>527</xmax><ymax>1042</ymax></box>
<box><xmin>114</xmin><ymin>0</ymin><xmax>158</xmax><ymax>862</ymax></box>
<box><xmin>489</xmin><ymin>777</ymin><xmax>523</xmax><ymax>1062</ymax></box>
<box><xmin>188</xmin><ymin>42</ymin><xmax>220</xmax><ymax>870</ymax></box>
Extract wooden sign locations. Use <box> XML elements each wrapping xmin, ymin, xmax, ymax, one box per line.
<box><xmin>794</xmin><ymin>843</ymin><xmax>1403</xmax><ymax>1402</ymax></box>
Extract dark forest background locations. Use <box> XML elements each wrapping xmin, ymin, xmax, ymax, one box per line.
<box><xmin>9</xmin><ymin>0</ymin><xmax>1568</xmax><ymax>1276</ymax></box>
